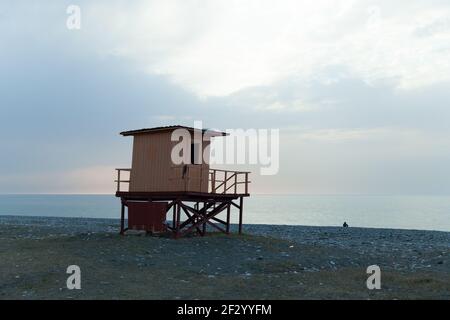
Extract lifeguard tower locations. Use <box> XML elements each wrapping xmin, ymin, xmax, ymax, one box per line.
<box><xmin>115</xmin><ymin>125</ymin><xmax>250</xmax><ymax>238</ymax></box>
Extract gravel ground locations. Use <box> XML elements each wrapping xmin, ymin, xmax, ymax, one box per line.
<box><xmin>0</xmin><ymin>215</ymin><xmax>449</xmax><ymax>300</ymax></box>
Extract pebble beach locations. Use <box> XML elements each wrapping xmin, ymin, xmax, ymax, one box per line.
<box><xmin>0</xmin><ymin>215</ymin><xmax>449</xmax><ymax>299</ymax></box>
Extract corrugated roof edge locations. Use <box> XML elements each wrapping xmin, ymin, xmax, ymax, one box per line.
<box><xmin>120</xmin><ymin>125</ymin><xmax>228</xmax><ymax>137</ymax></box>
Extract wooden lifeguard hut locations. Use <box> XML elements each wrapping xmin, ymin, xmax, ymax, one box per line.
<box><xmin>115</xmin><ymin>125</ymin><xmax>250</xmax><ymax>238</ymax></box>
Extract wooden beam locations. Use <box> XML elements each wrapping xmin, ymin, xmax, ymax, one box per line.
<box><xmin>166</xmin><ymin>201</ymin><xmax>175</xmax><ymax>212</ymax></box>
<box><xmin>181</xmin><ymin>202</ymin><xmax>229</xmax><ymax>237</ymax></box>
<box><xmin>205</xmin><ymin>219</ymin><xmax>227</xmax><ymax>233</ymax></box>
<box><xmin>230</xmin><ymin>200</ymin><xmax>241</xmax><ymax>210</ymax></box>
<box><xmin>210</xmin><ymin>216</ymin><xmax>227</xmax><ymax>225</ymax></box>
<box><xmin>116</xmin><ymin>191</ymin><xmax>248</xmax><ymax>202</ymax></box>
<box><xmin>181</xmin><ymin>205</ymin><xmax>204</xmax><ymax>236</ymax></box>
<box><xmin>177</xmin><ymin>202</ymin><xmax>215</xmax><ymax>229</ymax></box>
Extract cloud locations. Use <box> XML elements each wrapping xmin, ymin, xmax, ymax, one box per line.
<box><xmin>76</xmin><ymin>0</ymin><xmax>450</xmax><ymax>97</ymax></box>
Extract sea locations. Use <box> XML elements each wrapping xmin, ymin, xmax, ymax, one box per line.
<box><xmin>0</xmin><ymin>194</ymin><xmax>449</xmax><ymax>232</ymax></box>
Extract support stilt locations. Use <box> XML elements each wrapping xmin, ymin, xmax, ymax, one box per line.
<box><xmin>172</xmin><ymin>200</ymin><xmax>176</xmax><ymax>230</ymax></box>
<box><xmin>202</xmin><ymin>201</ymin><xmax>207</xmax><ymax>235</ymax></box>
<box><xmin>118</xmin><ymin>193</ymin><xmax>247</xmax><ymax>238</ymax></box>
<box><xmin>238</xmin><ymin>196</ymin><xmax>243</xmax><ymax>234</ymax></box>
<box><xmin>226</xmin><ymin>201</ymin><xmax>231</xmax><ymax>234</ymax></box>
<box><xmin>175</xmin><ymin>200</ymin><xmax>181</xmax><ymax>238</ymax></box>
<box><xmin>120</xmin><ymin>200</ymin><xmax>125</xmax><ymax>235</ymax></box>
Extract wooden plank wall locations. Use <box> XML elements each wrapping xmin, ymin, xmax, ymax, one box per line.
<box><xmin>129</xmin><ymin>131</ymin><xmax>210</xmax><ymax>193</ymax></box>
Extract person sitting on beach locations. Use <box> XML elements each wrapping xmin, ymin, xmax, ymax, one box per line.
<box><xmin>343</xmin><ymin>222</ymin><xmax>349</xmax><ymax>228</ymax></box>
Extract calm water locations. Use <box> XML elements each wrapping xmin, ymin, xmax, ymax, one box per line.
<box><xmin>0</xmin><ymin>195</ymin><xmax>449</xmax><ymax>232</ymax></box>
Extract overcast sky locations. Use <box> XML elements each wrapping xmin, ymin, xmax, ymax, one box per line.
<box><xmin>1</xmin><ymin>0</ymin><xmax>450</xmax><ymax>194</ymax></box>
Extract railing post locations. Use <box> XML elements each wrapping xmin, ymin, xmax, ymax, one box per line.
<box><xmin>245</xmin><ymin>172</ymin><xmax>249</xmax><ymax>194</ymax></box>
<box><xmin>115</xmin><ymin>168</ymin><xmax>131</xmax><ymax>193</ymax></box>
<box><xmin>224</xmin><ymin>171</ymin><xmax>228</xmax><ymax>194</ymax></box>
<box><xmin>212</xmin><ymin>170</ymin><xmax>216</xmax><ymax>193</ymax></box>
<box><xmin>234</xmin><ymin>173</ymin><xmax>237</xmax><ymax>194</ymax></box>
<box><xmin>117</xmin><ymin>169</ymin><xmax>121</xmax><ymax>192</ymax></box>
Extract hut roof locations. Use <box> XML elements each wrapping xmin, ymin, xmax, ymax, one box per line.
<box><xmin>120</xmin><ymin>125</ymin><xmax>228</xmax><ymax>137</ymax></box>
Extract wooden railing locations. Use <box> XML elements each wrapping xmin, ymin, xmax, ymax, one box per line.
<box><xmin>209</xmin><ymin>168</ymin><xmax>250</xmax><ymax>194</ymax></box>
<box><xmin>115</xmin><ymin>168</ymin><xmax>131</xmax><ymax>192</ymax></box>
<box><xmin>116</xmin><ymin>167</ymin><xmax>251</xmax><ymax>195</ymax></box>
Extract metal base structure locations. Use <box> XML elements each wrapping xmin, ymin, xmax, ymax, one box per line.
<box><xmin>117</xmin><ymin>192</ymin><xmax>246</xmax><ymax>238</ymax></box>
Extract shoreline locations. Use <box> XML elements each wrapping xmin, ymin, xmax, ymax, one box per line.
<box><xmin>1</xmin><ymin>214</ymin><xmax>449</xmax><ymax>235</ymax></box>
<box><xmin>1</xmin><ymin>215</ymin><xmax>449</xmax><ymax>299</ymax></box>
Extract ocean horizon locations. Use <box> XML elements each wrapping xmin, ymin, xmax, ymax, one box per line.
<box><xmin>1</xmin><ymin>194</ymin><xmax>449</xmax><ymax>233</ymax></box>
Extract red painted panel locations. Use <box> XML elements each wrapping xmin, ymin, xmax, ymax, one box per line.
<box><xmin>127</xmin><ymin>202</ymin><xmax>168</xmax><ymax>233</ymax></box>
